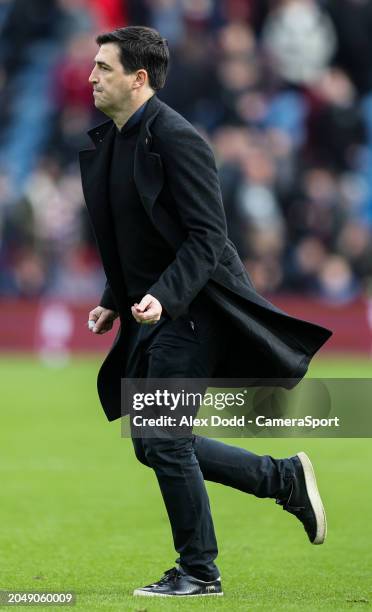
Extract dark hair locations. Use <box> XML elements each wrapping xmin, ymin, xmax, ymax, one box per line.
<box><xmin>96</xmin><ymin>26</ymin><xmax>169</xmax><ymax>91</ymax></box>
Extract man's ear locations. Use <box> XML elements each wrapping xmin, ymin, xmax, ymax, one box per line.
<box><xmin>133</xmin><ymin>69</ymin><xmax>148</xmax><ymax>89</ymax></box>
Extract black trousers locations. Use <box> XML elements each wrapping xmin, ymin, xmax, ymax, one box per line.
<box><xmin>127</xmin><ymin>294</ymin><xmax>295</xmax><ymax>581</ymax></box>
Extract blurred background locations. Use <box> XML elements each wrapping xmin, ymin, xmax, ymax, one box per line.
<box><xmin>2</xmin><ymin>0</ymin><xmax>372</xmax><ymax>356</ymax></box>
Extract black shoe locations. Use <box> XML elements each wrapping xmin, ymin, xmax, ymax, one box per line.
<box><xmin>276</xmin><ymin>451</ymin><xmax>327</xmax><ymax>544</ymax></box>
<box><xmin>133</xmin><ymin>567</ymin><xmax>223</xmax><ymax>597</ymax></box>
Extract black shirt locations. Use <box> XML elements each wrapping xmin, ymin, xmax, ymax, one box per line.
<box><xmin>109</xmin><ymin>112</ymin><xmax>175</xmax><ymax>304</ymax></box>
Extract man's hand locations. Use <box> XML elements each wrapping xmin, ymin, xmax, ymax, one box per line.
<box><xmin>88</xmin><ymin>306</ymin><xmax>118</xmax><ymax>334</ymax></box>
<box><xmin>131</xmin><ymin>294</ymin><xmax>163</xmax><ymax>324</ymax></box>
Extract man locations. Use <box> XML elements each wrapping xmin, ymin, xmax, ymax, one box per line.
<box><xmin>79</xmin><ymin>26</ymin><xmax>331</xmax><ymax>598</ymax></box>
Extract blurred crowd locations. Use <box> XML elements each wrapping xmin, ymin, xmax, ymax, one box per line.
<box><xmin>1</xmin><ymin>0</ymin><xmax>372</xmax><ymax>304</ymax></box>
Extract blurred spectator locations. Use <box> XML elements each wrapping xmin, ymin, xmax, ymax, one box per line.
<box><xmin>22</xmin><ymin>160</ymin><xmax>85</xmax><ymax>250</ymax></box>
<box><xmin>262</xmin><ymin>0</ymin><xmax>337</xmax><ymax>85</ymax></box>
<box><xmin>11</xmin><ymin>247</ymin><xmax>49</xmax><ymax>298</ymax></box>
<box><xmin>149</xmin><ymin>0</ymin><xmax>185</xmax><ymax>45</ymax></box>
<box><xmin>285</xmin><ymin>167</ymin><xmax>346</xmax><ymax>246</ymax></box>
<box><xmin>47</xmin><ymin>106</ymin><xmax>92</xmax><ymax>167</ymax></box>
<box><xmin>315</xmin><ymin>254</ymin><xmax>360</xmax><ymax>304</ymax></box>
<box><xmin>160</xmin><ymin>30</ymin><xmax>218</xmax><ymax>123</ymax></box>
<box><xmin>307</xmin><ymin>67</ymin><xmax>366</xmax><ymax>171</ymax></box>
<box><xmin>87</xmin><ymin>0</ymin><xmax>128</xmax><ymax>30</ymax></box>
<box><xmin>284</xmin><ymin>236</ymin><xmax>328</xmax><ymax>294</ymax></box>
<box><xmin>52</xmin><ymin>33</ymin><xmax>98</xmax><ymax>113</ymax></box>
<box><xmin>47</xmin><ymin>245</ymin><xmax>104</xmax><ymax>301</ymax></box>
<box><xmin>0</xmin><ymin>0</ymin><xmax>62</xmax><ymax>75</ymax></box>
<box><xmin>337</xmin><ymin>221</ymin><xmax>372</xmax><ymax>281</ymax></box>
<box><xmin>325</xmin><ymin>0</ymin><xmax>372</xmax><ymax>94</ymax></box>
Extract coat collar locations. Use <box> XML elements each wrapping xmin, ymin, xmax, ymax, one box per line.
<box><xmin>86</xmin><ymin>94</ymin><xmax>163</xmax><ymax>149</ymax></box>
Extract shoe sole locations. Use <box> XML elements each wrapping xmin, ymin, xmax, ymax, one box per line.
<box><xmin>296</xmin><ymin>451</ymin><xmax>327</xmax><ymax>544</ymax></box>
<box><xmin>133</xmin><ymin>590</ymin><xmax>224</xmax><ymax>597</ymax></box>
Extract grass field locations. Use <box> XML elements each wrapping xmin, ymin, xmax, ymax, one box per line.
<box><xmin>1</xmin><ymin>355</ymin><xmax>371</xmax><ymax>611</ymax></box>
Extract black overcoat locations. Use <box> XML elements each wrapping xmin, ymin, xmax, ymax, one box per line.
<box><xmin>79</xmin><ymin>94</ymin><xmax>332</xmax><ymax>421</ymax></box>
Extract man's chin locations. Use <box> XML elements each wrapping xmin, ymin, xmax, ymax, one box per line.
<box><xmin>94</xmin><ymin>99</ymin><xmax>105</xmax><ymax>111</ymax></box>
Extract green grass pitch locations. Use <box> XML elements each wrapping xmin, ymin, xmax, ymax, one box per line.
<box><xmin>1</xmin><ymin>354</ymin><xmax>371</xmax><ymax>611</ymax></box>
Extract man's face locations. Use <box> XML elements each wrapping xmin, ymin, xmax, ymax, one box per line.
<box><xmin>88</xmin><ymin>43</ymin><xmax>136</xmax><ymax>112</ymax></box>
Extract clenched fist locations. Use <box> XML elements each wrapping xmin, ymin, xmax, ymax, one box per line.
<box><xmin>131</xmin><ymin>294</ymin><xmax>163</xmax><ymax>324</ymax></box>
<box><xmin>88</xmin><ymin>306</ymin><xmax>118</xmax><ymax>334</ymax></box>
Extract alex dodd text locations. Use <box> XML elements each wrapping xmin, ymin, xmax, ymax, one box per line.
<box><xmin>131</xmin><ymin>415</ymin><xmax>340</xmax><ymax>429</ymax></box>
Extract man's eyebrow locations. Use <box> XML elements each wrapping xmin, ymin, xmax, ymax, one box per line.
<box><xmin>94</xmin><ymin>59</ymin><xmax>112</xmax><ymax>68</ymax></box>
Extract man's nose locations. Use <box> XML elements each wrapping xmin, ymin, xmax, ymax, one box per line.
<box><xmin>89</xmin><ymin>69</ymin><xmax>98</xmax><ymax>84</ymax></box>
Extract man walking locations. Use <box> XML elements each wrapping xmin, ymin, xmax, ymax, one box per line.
<box><xmin>79</xmin><ymin>26</ymin><xmax>331</xmax><ymax>598</ymax></box>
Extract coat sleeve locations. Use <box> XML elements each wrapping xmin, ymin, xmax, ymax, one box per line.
<box><xmin>147</xmin><ymin>127</ymin><xmax>227</xmax><ymax>319</ymax></box>
<box><xmin>99</xmin><ymin>280</ymin><xmax>118</xmax><ymax>311</ymax></box>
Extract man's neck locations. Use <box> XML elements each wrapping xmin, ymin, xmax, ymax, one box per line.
<box><xmin>112</xmin><ymin>92</ymin><xmax>155</xmax><ymax>131</ymax></box>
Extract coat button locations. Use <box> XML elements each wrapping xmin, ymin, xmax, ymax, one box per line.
<box><xmin>145</xmin><ymin>137</ymin><xmax>148</xmax><ymax>144</ymax></box>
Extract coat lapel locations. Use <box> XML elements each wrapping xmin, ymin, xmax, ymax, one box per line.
<box><xmin>134</xmin><ymin>95</ymin><xmax>163</xmax><ymax>219</ymax></box>
<box><xmin>79</xmin><ymin>121</ymin><xmax>129</xmax><ymax>306</ymax></box>
<box><xmin>79</xmin><ymin>119</ymin><xmax>115</xmax><ymax>225</ymax></box>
